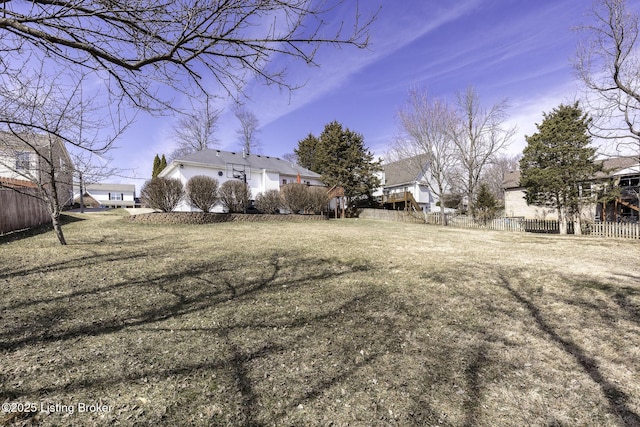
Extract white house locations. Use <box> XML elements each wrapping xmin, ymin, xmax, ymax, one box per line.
<box><xmin>159</xmin><ymin>149</ymin><xmax>324</xmax><ymax>212</ymax></box>
<box><xmin>379</xmin><ymin>155</ymin><xmax>439</xmax><ymax>212</ymax></box>
<box><xmin>79</xmin><ymin>183</ymin><xmax>136</xmax><ymax>208</ymax></box>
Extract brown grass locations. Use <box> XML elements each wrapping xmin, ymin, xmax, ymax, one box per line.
<box><xmin>1</xmin><ymin>212</ymin><xmax>639</xmax><ymax>426</ymax></box>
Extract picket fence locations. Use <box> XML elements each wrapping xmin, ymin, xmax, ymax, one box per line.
<box><xmin>423</xmin><ymin>212</ymin><xmax>640</xmax><ymax>240</ymax></box>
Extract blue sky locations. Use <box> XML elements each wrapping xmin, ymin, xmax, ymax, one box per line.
<box><xmin>113</xmin><ymin>0</ymin><xmax>604</xmax><ymax>190</ymax></box>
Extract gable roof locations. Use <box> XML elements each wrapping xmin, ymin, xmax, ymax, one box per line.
<box><xmin>383</xmin><ymin>155</ymin><xmax>429</xmax><ymax>187</ymax></box>
<box><xmin>165</xmin><ymin>149</ymin><xmax>320</xmax><ymax>178</ymax></box>
<box><xmin>85</xmin><ymin>183</ymin><xmax>135</xmax><ymax>193</ymax></box>
<box><xmin>503</xmin><ymin>156</ymin><xmax>639</xmax><ymax>189</ymax></box>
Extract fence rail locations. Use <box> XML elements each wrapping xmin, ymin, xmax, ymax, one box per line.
<box><xmin>0</xmin><ymin>188</ymin><xmax>50</xmax><ymax>235</ymax></box>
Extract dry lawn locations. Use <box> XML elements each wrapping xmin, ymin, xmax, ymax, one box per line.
<box><xmin>1</xmin><ymin>211</ymin><xmax>639</xmax><ymax>426</ymax></box>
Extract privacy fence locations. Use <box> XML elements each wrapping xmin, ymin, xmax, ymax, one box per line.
<box><xmin>0</xmin><ymin>188</ymin><xmax>50</xmax><ymax>235</ymax></box>
<box><xmin>360</xmin><ymin>209</ymin><xmax>640</xmax><ymax>240</ymax></box>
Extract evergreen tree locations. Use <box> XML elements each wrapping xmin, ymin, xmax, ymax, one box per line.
<box><xmin>160</xmin><ymin>154</ymin><xmax>168</xmax><ymax>172</ymax></box>
<box><xmin>473</xmin><ymin>183</ymin><xmax>498</xmax><ymax>225</ymax></box>
<box><xmin>295</xmin><ymin>133</ymin><xmax>321</xmax><ymax>172</ymax></box>
<box><xmin>152</xmin><ymin>154</ymin><xmax>161</xmax><ymax>178</ymax></box>
<box><xmin>295</xmin><ymin>121</ymin><xmax>381</xmax><ymax>216</ymax></box>
<box><xmin>519</xmin><ymin>103</ymin><xmax>601</xmax><ymax>234</ymax></box>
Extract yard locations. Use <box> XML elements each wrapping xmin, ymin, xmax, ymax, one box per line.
<box><xmin>1</xmin><ymin>212</ymin><xmax>639</xmax><ymax>426</ymax></box>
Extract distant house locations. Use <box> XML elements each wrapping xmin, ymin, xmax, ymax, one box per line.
<box><xmin>0</xmin><ymin>131</ymin><xmax>74</xmax><ymax>207</ymax></box>
<box><xmin>159</xmin><ymin>149</ymin><xmax>323</xmax><ymax>212</ymax></box>
<box><xmin>78</xmin><ymin>183</ymin><xmax>136</xmax><ymax>208</ymax></box>
<box><xmin>504</xmin><ymin>156</ymin><xmax>639</xmax><ymax>222</ymax></box>
<box><xmin>378</xmin><ymin>155</ymin><xmax>438</xmax><ymax>212</ymax></box>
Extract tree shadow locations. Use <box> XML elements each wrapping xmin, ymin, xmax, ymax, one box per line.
<box><xmin>499</xmin><ymin>273</ymin><xmax>640</xmax><ymax>426</ymax></box>
<box><xmin>0</xmin><ymin>214</ymin><xmax>86</xmax><ymax>244</ymax></box>
<box><xmin>0</xmin><ymin>251</ymin><xmax>449</xmax><ymax>425</ymax></box>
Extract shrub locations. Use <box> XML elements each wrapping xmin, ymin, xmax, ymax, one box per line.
<box><xmin>281</xmin><ymin>183</ymin><xmax>309</xmax><ymax>214</ymax></box>
<box><xmin>141</xmin><ymin>177</ymin><xmax>184</xmax><ymax>212</ymax></box>
<box><xmin>186</xmin><ymin>175</ymin><xmax>219</xmax><ymax>212</ymax></box>
<box><xmin>219</xmin><ymin>180</ymin><xmax>251</xmax><ymax>213</ymax></box>
<box><xmin>306</xmin><ymin>186</ymin><xmax>329</xmax><ymax>214</ymax></box>
<box><xmin>255</xmin><ymin>189</ymin><xmax>282</xmax><ymax>214</ymax></box>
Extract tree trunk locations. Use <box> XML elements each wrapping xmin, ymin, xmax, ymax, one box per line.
<box><xmin>440</xmin><ymin>202</ymin><xmax>448</xmax><ymax>226</ymax></box>
<box><xmin>558</xmin><ymin>208</ymin><xmax>567</xmax><ymax>235</ymax></box>
<box><xmin>51</xmin><ymin>211</ymin><xmax>67</xmax><ymax>245</ymax></box>
<box><xmin>574</xmin><ymin>214</ymin><xmax>583</xmax><ymax>236</ymax></box>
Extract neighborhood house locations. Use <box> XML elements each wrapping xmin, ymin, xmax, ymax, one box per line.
<box><xmin>0</xmin><ymin>132</ymin><xmax>74</xmax><ymax>208</ymax></box>
<box><xmin>159</xmin><ymin>149</ymin><xmax>324</xmax><ymax>212</ymax></box>
<box><xmin>504</xmin><ymin>156</ymin><xmax>640</xmax><ymax>222</ymax></box>
<box><xmin>378</xmin><ymin>155</ymin><xmax>439</xmax><ymax>212</ymax></box>
<box><xmin>78</xmin><ymin>183</ymin><xmax>137</xmax><ymax>209</ymax></box>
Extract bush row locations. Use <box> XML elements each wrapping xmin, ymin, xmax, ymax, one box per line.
<box><xmin>126</xmin><ymin>212</ymin><xmax>328</xmax><ymax>224</ymax></box>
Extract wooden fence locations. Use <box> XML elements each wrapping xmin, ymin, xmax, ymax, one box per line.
<box><xmin>0</xmin><ymin>188</ymin><xmax>50</xmax><ymax>235</ymax></box>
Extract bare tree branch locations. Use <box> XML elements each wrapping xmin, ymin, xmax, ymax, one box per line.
<box><xmin>168</xmin><ymin>95</ymin><xmax>221</xmax><ymax>161</ymax></box>
<box><xmin>0</xmin><ymin>0</ymin><xmax>376</xmax><ymax>110</ymax></box>
<box><xmin>233</xmin><ymin>105</ymin><xmax>261</xmax><ymax>155</ymax></box>
<box><xmin>575</xmin><ymin>0</ymin><xmax>640</xmax><ymax>159</ymax></box>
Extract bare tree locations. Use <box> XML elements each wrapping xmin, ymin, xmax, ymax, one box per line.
<box><xmin>576</xmin><ymin>0</ymin><xmax>640</xmax><ymax>214</ymax></box>
<box><xmin>394</xmin><ymin>88</ymin><xmax>459</xmax><ymax>224</ymax></box>
<box><xmin>169</xmin><ymin>97</ymin><xmax>221</xmax><ymax>160</ymax></box>
<box><xmin>575</xmin><ymin>0</ymin><xmax>640</xmax><ymax>160</ymax></box>
<box><xmin>451</xmin><ymin>86</ymin><xmax>516</xmax><ymax>212</ymax></box>
<box><xmin>0</xmin><ymin>1</ymin><xmax>375</xmax><ymax>111</ymax></box>
<box><xmin>0</xmin><ymin>69</ymin><xmax>120</xmax><ymax>245</ymax></box>
<box><xmin>234</xmin><ymin>106</ymin><xmax>261</xmax><ymax>155</ymax></box>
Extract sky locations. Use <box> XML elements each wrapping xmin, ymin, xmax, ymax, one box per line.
<box><xmin>108</xmin><ymin>0</ymin><xmax>617</xmax><ymax>192</ymax></box>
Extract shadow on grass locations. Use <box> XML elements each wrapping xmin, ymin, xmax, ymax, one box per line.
<box><xmin>499</xmin><ymin>273</ymin><xmax>640</xmax><ymax>427</ymax></box>
<box><xmin>0</xmin><ymin>251</ymin><xmax>448</xmax><ymax>426</ymax></box>
<box><xmin>0</xmin><ymin>213</ymin><xmax>85</xmax><ymax>245</ymax></box>
<box><xmin>6</xmin><ymin>245</ymin><xmax>637</xmax><ymax>425</ymax></box>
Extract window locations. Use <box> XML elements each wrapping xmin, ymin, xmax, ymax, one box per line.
<box><xmin>109</xmin><ymin>193</ymin><xmax>123</xmax><ymax>201</ymax></box>
<box><xmin>15</xmin><ymin>152</ymin><xmax>30</xmax><ymax>170</ymax></box>
<box><xmin>282</xmin><ymin>179</ymin><xmax>287</xmax><ymax>185</ymax></box>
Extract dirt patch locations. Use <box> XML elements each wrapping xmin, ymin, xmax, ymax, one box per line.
<box><xmin>126</xmin><ymin>212</ymin><xmax>328</xmax><ymax>225</ymax></box>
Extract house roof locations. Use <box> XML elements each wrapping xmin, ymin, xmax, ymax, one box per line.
<box><xmin>85</xmin><ymin>183</ymin><xmax>135</xmax><ymax>192</ymax></box>
<box><xmin>383</xmin><ymin>155</ymin><xmax>428</xmax><ymax>187</ymax></box>
<box><xmin>503</xmin><ymin>156</ymin><xmax>639</xmax><ymax>189</ymax></box>
<box><xmin>164</xmin><ymin>149</ymin><xmax>321</xmax><ymax>178</ymax></box>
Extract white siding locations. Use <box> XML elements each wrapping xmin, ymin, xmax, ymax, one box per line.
<box><xmin>167</xmin><ymin>164</ymin><xmax>325</xmax><ymax>212</ymax></box>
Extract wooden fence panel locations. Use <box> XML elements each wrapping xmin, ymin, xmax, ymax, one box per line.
<box><xmin>0</xmin><ymin>188</ymin><xmax>50</xmax><ymax>234</ymax></box>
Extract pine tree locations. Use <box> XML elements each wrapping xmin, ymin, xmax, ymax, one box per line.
<box><xmin>152</xmin><ymin>154</ymin><xmax>161</xmax><ymax>178</ymax></box>
<box><xmin>160</xmin><ymin>154</ymin><xmax>168</xmax><ymax>172</ymax></box>
<box><xmin>295</xmin><ymin>121</ymin><xmax>381</xmax><ymax>216</ymax></box>
<box><xmin>519</xmin><ymin>102</ymin><xmax>601</xmax><ymax>234</ymax></box>
<box><xmin>474</xmin><ymin>183</ymin><xmax>498</xmax><ymax>225</ymax></box>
